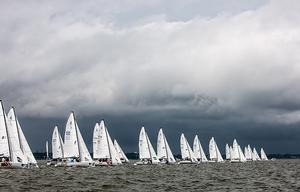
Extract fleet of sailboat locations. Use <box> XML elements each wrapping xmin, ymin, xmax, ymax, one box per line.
<box><xmin>92</xmin><ymin>120</ymin><xmax>122</xmax><ymax>166</ymax></box>
<box><xmin>0</xmin><ymin>100</ymin><xmax>273</xmax><ymax>168</ymax></box>
<box><xmin>0</xmin><ymin>101</ymin><xmax>38</xmax><ymax>169</ymax></box>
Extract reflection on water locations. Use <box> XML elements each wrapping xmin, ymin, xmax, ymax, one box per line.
<box><xmin>0</xmin><ymin>160</ymin><xmax>300</xmax><ymax>191</ymax></box>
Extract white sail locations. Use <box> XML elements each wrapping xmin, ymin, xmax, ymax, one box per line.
<box><xmin>52</xmin><ymin>126</ymin><xmax>64</xmax><ymax>159</ymax></box>
<box><xmin>98</xmin><ymin>121</ymin><xmax>110</xmax><ymax>159</ymax></box>
<box><xmin>180</xmin><ymin>134</ymin><xmax>197</xmax><ymax>162</ymax></box>
<box><xmin>114</xmin><ymin>139</ymin><xmax>129</xmax><ymax>162</ymax></box>
<box><xmin>229</xmin><ymin>146</ymin><xmax>233</xmax><ymax>160</ymax></box>
<box><xmin>193</xmin><ymin>135</ymin><xmax>207</xmax><ymax>162</ymax></box>
<box><xmin>105</xmin><ymin>125</ymin><xmax>122</xmax><ymax>165</ymax></box>
<box><xmin>92</xmin><ymin>123</ymin><xmax>101</xmax><ymax>159</ymax></box>
<box><xmin>6</xmin><ymin>108</ymin><xmax>28</xmax><ymax>164</ymax></box>
<box><xmin>247</xmin><ymin>145</ymin><xmax>253</xmax><ymax>161</ymax></box>
<box><xmin>244</xmin><ymin>146</ymin><xmax>249</xmax><ymax>160</ymax></box>
<box><xmin>17</xmin><ymin>119</ymin><xmax>37</xmax><ymax>165</ymax></box>
<box><xmin>253</xmin><ymin>148</ymin><xmax>261</xmax><ymax>161</ymax></box>
<box><xmin>238</xmin><ymin>145</ymin><xmax>246</xmax><ymax>162</ymax></box>
<box><xmin>209</xmin><ymin>137</ymin><xmax>217</xmax><ymax>160</ymax></box>
<box><xmin>64</xmin><ymin>113</ymin><xmax>79</xmax><ymax>158</ymax></box>
<box><xmin>138</xmin><ymin>127</ymin><xmax>159</xmax><ymax>163</ymax></box>
<box><xmin>209</xmin><ymin>137</ymin><xmax>223</xmax><ymax>162</ymax></box>
<box><xmin>76</xmin><ymin>122</ymin><xmax>93</xmax><ymax>162</ymax></box>
<box><xmin>260</xmin><ymin>148</ymin><xmax>268</xmax><ymax>160</ymax></box>
<box><xmin>157</xmin><ymin>129</ymin><xmax>175</xmax><ymax>163</ymax></box>
<box><xmin>215</xmin><ymin>143</ymin><xmax>224</xmax><ymax>162</ymax></box>
<box><xmin>157</xmin><ymin>129</ymin><xmax>166</xmax><ymax>160</ymax></box>
<box><xmin>139</xmin><ymin>127</ymin><xmax>150</xmax><ymax>159</ymax></box>
<box><xmin>46</xmin><ymin>141</ymin><xmax>49</xmax><ymax>159</ymax></box>
<box><xmin>231</xmin><ymin>139</ymin><xmax>240</xmax><ymax>161</ymax></box>
<box><xmin>0</xmin><ymin>101</ymin><xmax>9</xmax><ymax>158</ymax></box>
<box><xmin>146</xmin><ymin>131</ymin><xmax>159</xmax><ymax>163</ymax></box>
<box><xmin>225</xmin><ymin>144</ymin><xmax>230</xmax><ymax>160</ymax></box>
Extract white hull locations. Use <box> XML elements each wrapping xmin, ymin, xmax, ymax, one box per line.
<box><xmin>178</xmin><ymin>160</ymin><xmax>197</xmax><ymax>164</ymax></box>
<box><xmin>66</xmin><ymin>161</ymin><xmax>94</xmax><ymax>167</ymax></box>
<box><xmin>0</xmin><ymin>162</ymin><xmax>26</xmax><ymax>169</ymax></box>
<box><xmin>134</xmin><ymin>161</ymin><xmax>159</xmax><ymax>165</ymax></box>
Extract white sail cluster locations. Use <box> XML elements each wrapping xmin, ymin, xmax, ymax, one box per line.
<box><xmin>48</xmin><ymin>112</ymin><xmax>129</xmax><ymax>167</ymax></box>
<box><xmin>225</xmin><ymin>139</ymin><xmax>269</xmax><ymax>163</ymax></box>
<box><xmin>0</xmin><ymin>100</ymin><xmax>38</xmax><ymax>169</ymax></box>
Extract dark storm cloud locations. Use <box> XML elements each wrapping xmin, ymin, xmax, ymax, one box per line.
<box><xmin>1</xmin><ymin>0</ymin><xmax>300</xmax><ymax>153</ymax></box>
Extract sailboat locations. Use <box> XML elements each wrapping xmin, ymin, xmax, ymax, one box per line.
<box><xmin>5</xmin><ymin>106</ymin><xmax>38</xmax><ymax>168</ymax></box>
<box><xmin>225</xmin><ymin>144</ymin><xmax>231</xmax><ymax>161</ymax></box>
<box><xmin>0</xmin><ymin>102</ymin><xmax>26</xmax><ymax>168</ymax></box>
<box><xmin>114</xmin><ymin>139</ymin><xmax>129</xmax><ymax>163</ymax></box>
<box><xmin>45</xmin><ymin>140</ymin><xmax>51</xmax><ymax>165</ymax></box>
<box><xmin>135</xmin><ymin>127</ymin><xmax>159</xmax><ymax>165</ymax></box>
<box><xmin>230</xmin><ymin>139</ymin><xmax>246</xmax><ymax>163</ymax></box>
<box><xmin>50</xmin><ymin>126</ymin><xmax>64</xmax><ymax>166</ymax></box>
<box><xmin>209</xmin><ymin>137</ymin><xmax>224</xmax><ymax>162</ymax></box>
<box><xmin>193</xmin><ymin>135</ymin><xmax>208</xmax><ymax>162</ymax></box>
<box><xmin>157</xmin><ymin>128</ymin><xmax>176</xmax><ymax>164</ymax></box>
<box><xmin>260</xmin><ymin>148</ymin><xmax>268</xmax><ymax>161</ymax></box>
<box><xmin>179</xmin><ymin>133</ymin><xmax>197</xmax><ymax>164</ymax></box>
<box><xmin>92</xmin><ymin>120</ymin><xmax>122</xmax><ymax>166</ymax></box>
<box><xmin>252</xmin><ymin>148</ymin><xmax>261</xmax><ymax>161</ymax></box>
<box><xmin>63</xmin><ymin>112</ymin><xmax>94</xmax><ymax>167</ymax></box>
<box><xmin>230</xmin><ymin>139</ymin><xmax>240</xmax><ymax>162</ymax></box>
<box><xmin>244</xmin><ymin>144</ymin><xmax>252</xmax><ymax>161</ymax></box>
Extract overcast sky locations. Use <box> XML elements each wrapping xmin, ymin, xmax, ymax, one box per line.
<box><xmin>1</xmin><ymin>0</ymin><xmax>300</xmax><ymax>154</ymax></box>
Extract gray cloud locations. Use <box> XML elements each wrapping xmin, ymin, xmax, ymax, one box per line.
<box><xmin>1</xmin><ymin>0</ymin><xmax>300</xmax><ymax>152</ymax></box>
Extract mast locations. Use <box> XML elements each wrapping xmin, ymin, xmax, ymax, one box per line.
<box><xmin>73</xmin><ymin>112</ymin><xmax>81</xmax><ymax>160</ymax></box>
<box><xmin>1</xmin><ymin>101</ymin><xmax>12</xmax><ymax>161</ymax></box>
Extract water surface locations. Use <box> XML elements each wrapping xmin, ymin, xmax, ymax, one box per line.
<box><xmin>0</xmin><ymin>160</ymin><xmax>299</xmax><ymax>191</ymax></box>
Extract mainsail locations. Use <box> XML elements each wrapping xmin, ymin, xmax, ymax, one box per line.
<box><xmin>138</xmin><ymin>127</ymin><xmax>159</xmax><ymax>163</ymax></box>
<box><xmin>92</xmin><ymin>122</ymin><xmax>101</xmax><ymax>159</ymax></box>
<box><xmin>52</xmin><ymin>126</ymin><xmax>64</xmax><ymax>159</ymax></box>
<box><xmin>193</xmin><ymin>135</ymin><xmax>207</xmax><ymax>162</ymax></box>
<box><xmin>0</xmin><ymin>101</ymin><xmax>10</xmax><ymax>158</ymax></box>
<box><xmin>95</xmin><ymin>120</ymin><xmax>121</xmax><ymax>165</ymax></box>
<box><xmin>180</xmin><ymin>133</ymin><xmax>197</xmax><ymax>162</ymax></box>
<box><xmin>260</xmin><ymin>148</ymin><xmax>268</xmax><ymax>161</ymax></box>
<box><xmin>231</xmin><ymin>139</ymin><xmax>240</xmax><ymax>161</ymax></box>
<box><xmin>209</xmin><ymin>137</ymin><xmax>224</xmax><ymax>162</ymax></box>
<box><xmin>6</xmin><ymin>108</ymin><xmax>28</xmax><ymax>164</ymax></box>
<box><xmin>225</xmin><ymin>144</ymin><xmax>230</xmax><ymax>160</ymax></box>
<box><xmin>64</xmin><ymin>113</ymin><xmax>79</xmax><ymax>158</ymax></box>
<box><xmin>157</xmin><ymin>128</ymin><xmax>175</xmax><ymax>163</ymax></box>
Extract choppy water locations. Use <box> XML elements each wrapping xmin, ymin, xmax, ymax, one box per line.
<box><xmin>0</xmin><ymin>160</ymin><xmax>300</xmax><ymax>191</ymax></box>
